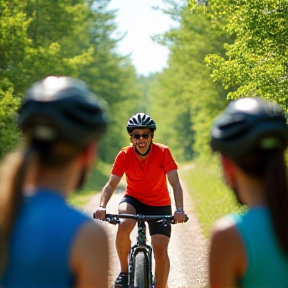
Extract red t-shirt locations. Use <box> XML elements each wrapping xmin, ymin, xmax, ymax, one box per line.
<box><xmin>111</xmin><ymin>143</ymin><xmax>178</xmax><ymax>206</ymax></box>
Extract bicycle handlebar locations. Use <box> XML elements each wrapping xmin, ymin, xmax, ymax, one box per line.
<box><xmin>93</xmin><ymin>213</ymin><xmax>189</xmax><ymax>225</ymax></box>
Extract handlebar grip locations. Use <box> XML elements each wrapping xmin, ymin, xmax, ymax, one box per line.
<box><xmin>170</xmin><ymin>214</ymin><xmax>189</xmax><ymax>225</ymax></box>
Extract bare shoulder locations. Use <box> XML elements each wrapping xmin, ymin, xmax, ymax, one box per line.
<box><xmin>210</xmin><ymin>216</ymin><xmax>241</xmax><ymax>248</ymax></box>
<box><xmin>70</xmin><ymin>220</ymin><xmax>109</xmax><ymax>287</ymax></box>
<box><xmin>212</xmin><ymin>215</ymin><xmax>235</xmax><ymax>234</ymax></box>
<box><xmin>209</xmin><ymin>215</ymin><xmax>246</xmax><ymax>282</ymax></box>
<box><xmin>70</xmin><ymin>219</ymin><xmax>109</xmax><ymax>265</ymax></box>
<box><xmin>76</xmin><ymin>219</ymin><xmax>108</xmax><ymax>243</ymax></box>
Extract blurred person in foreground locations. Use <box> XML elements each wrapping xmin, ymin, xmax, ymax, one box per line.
<box><xmin>94</xmin><ymin>113</ymin><xmax>186</xmax><ymax>288</ymax></box>
<box><xmin>209</xmin><ymin>97</ymin><xmax>288</xmax><ymax>287</ymax></box>
<box><xmin>0</xmin><ymin>76</ymin><xmax>109</xmax><ymax>287</ymax></box>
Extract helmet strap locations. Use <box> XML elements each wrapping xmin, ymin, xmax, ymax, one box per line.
<box><xmin>135</xmin><ymin>140</ymin><xmax>152</xmax><ymax>157</ymax></box>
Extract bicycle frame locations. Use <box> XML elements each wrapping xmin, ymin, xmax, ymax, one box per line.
<box><xmin>93</xmin><ymin>213</ymin><xmax>186</xmax><ymax>288</ymax></box>
<box><xmin>128</xmin><ymin>218</ymin><xmax>153</xmax><ymax>287</ymax></box>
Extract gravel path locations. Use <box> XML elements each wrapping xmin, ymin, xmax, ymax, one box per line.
<box><xmin>83</xmin><ymin>176</ymin><xmax>209</xmax><ymax>288</ymax></box>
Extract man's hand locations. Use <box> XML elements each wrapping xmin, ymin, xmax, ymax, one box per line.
<box><xmin>173</xmin><ymin>210</ymin><xmax>187</xmax><ymax>224</ymax></box>
<box><xmin>94</xmin><ymin>174</ymin><xmax>122</xmax><ymax>221</ymax></box>
<box><xmin>94</xmin><ymin>206</ymin><xmax>106</xmax><ymax>220</ymax></box>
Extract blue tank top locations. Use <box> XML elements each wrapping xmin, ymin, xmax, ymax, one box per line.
<box><xmin>229</xmin><ymin>207</ymin><xmax>288</xmax><ymax>287</ymax></box>
<box><xmin>1</xmin><ymin>189</ymin><xmax>90</xmax><ymax>288</ymax></box>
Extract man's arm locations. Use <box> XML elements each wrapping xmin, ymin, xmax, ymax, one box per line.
<box><xmin>167</xmin><ymin>169</ymin><xmax>186</xmax><ymax>223</ymax></box>
<box><xmin>94</xmin><ymin>174</ymin><xmax>122</xmax><ymax>220</ymax></box>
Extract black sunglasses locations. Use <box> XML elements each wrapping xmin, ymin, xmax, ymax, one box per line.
<box><xmin>130</xmin><ymin>133</ymin><xmax>151</xmax><ymax>140</ymax></box>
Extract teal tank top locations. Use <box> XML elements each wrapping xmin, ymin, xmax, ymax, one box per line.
<box><xmin>229</xmin><ymin>207</ymin><xmax>288</xmax><ymax>287</ymax></box>
<box><xmin>1</xmin><ymin>189</ymin><xmax>90</xmax><ymax>288</ymax></box>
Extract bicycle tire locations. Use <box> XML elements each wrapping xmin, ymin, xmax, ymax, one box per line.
<box><xmin>133</xmin><ymin>252</ymin><xmax>148</xmax><ymax>288</ymax></box>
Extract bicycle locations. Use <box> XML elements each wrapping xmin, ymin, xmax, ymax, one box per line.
<box><xmin>93</xmin><ymin>212</ymin><xmax>188</xmax><ymax>288</ymax></box>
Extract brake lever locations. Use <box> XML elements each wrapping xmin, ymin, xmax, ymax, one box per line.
<box><xmin>105</xmin><ymin>215</ymin><xmax>121</xmax><ymax>225</ymax></box>
<box><xmin>157</xmin><ymin>215</ymin><xmax>189</xmax><ymax>226</ymax></box>
<box><xmin>157</xmin><ymin>218</ymin><xmax>175</xmax><ymax>226</ymax></box>
<box><xmin>108</xmin><ymin>219</ymin><xmax>121</xmax><ymax>225</ymax></box>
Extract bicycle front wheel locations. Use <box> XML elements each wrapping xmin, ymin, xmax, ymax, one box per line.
<box><xmin>133</xmin><ymin>252</ymin><xmax>149</xmax><ymax>288</ymax></box>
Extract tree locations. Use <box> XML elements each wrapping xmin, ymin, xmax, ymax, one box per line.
<box><xmin>148</xmin><ymin>0</ymin><xmax>229</xmax><ymax>159</ymax></box>
<box><xmin>0</xmin><ymin>90</ymin><xmax>21</xmax><ymax>158</ymax></box>
<box><xmin>204</xmin><ymin>0</ymin><xmax>288</xmax><ymax>107</ymax></box>
<box><xmin>0</xmin><ymin>0</ymin><xmax>141</xmax><ymax>160</ymax></box>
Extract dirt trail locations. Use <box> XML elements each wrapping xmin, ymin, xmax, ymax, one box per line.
<box><xmin>83</xmin><ymin>176</ymin><xmax>209</xmax><ymax>288</ymax></box>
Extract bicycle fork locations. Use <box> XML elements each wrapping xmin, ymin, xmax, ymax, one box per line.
<box><xmin>128</xmin><ymin>220</ymin><xmax>153</xmax><ymax>288</ymax></box>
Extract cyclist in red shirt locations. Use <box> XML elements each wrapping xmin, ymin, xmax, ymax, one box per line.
<box><xmin>95</xmin><ymin>113</ymin><xmax>186</xmax><ymax>288</ymax></box>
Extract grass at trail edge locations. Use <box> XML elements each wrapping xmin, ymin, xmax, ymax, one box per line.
<box><xmin>68</xmin><ymin>160</ymin><xmax>111</xmax><ymax>208</ymax></box>
<box><xmin>179</xmin><ymin>157</ymin><xmax>247</xmax><ymax>238</ymax></box>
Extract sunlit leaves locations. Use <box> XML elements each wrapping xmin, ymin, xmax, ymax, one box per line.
<box><xmin>205</xmin><ymin>0</ymin><xmax>288</xmax><ymax>105</ymax></box>
<box><xmin>0</xmin><ymin>0</ymin><xmax>140</xmax><ymax>160</ymax></box>
<box><xmin>149</xmin><ymin>1</ymin><xmax>229</xmax><ymax>159</ymax></box>
<box><xmin>0</xmin><ymin>89</ymin><xmax>21</xmax><ymax>158</ymax></box>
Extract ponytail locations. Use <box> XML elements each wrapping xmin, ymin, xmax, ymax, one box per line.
<box><xmin>0</xmin><ymin>139</ymin><xmax>84</xmax><ymax>275</ymax></box>
<box><xmin>0</xmin><ymin>149</ymin><xmax>34</xmax><ymax>275</ymax></box>
<box><xmin>236</xmin><ymin>149</ymin><xmax>288</xmax><ymax>256</ymax></box>
<box><xmin>265</xmin><ymin>151</ymin><xmax>288</xmax><ymax>256</ymax></box>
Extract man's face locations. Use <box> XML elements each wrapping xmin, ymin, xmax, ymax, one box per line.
<box><xmin>130</xmin><ymin>128</ymin><xmax>152</xmax><ymax>154</ymax></box>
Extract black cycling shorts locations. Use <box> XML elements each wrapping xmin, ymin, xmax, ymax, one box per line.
<box><xmin>119</xmin><ymin>195</ymin><xmax>172</xmax><ymax>238</ymax></box>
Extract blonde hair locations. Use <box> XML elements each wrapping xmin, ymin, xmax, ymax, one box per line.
<box><xmin>0</xmin><ymin>151</ymin><xmax>30</xmax><ymax>274</ymax></box>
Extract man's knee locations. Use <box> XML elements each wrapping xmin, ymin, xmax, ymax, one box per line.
<box><xmin>117</xmin><ymin>202</ymin><xmax>136</xmax><ymax>235</ymax></box>
<box><xmin>118</xmin><ymin>201</ymin><xmax>136</xmax><ymax>214</ymax></box>
<box><xmin>152</xmin><ymin>235</ymin><xmax>169</xmax><ymax>259</ymax></box>
<box><xmin>117</xmin><ymin>219</ymin><xmax>136</xmax><ymax>235</ymax></box>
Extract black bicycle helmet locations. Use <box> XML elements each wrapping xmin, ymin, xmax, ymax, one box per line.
<box><xmin>127</xmin><ymin>113</ymin><xmax>156</xmax><ymax>133</ymax></box>
<box><xmin>210</xmin><ymin>97</ymin><xmax>288</xmax><ymax>159</ymax></box>
<box><xmin>18</xmin><ymin>76</ymin><xmax>108</xmax><ymax>147</ymax></box>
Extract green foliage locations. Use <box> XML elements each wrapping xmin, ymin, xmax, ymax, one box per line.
<box><xmin>68</xmin><ymin>192</ymin><xmax>95</xmax><ymax>210</ymax></box>
<box><xmin>68</xmin><ymin>160</ymin><xmax>111</xmax><ymax>208</ymax></box>
<box><xmin>135</xmin><ymin>74</ymin><xmax>156</xmax><ymax>113</ymax></box>
<box><xmin>81</xmin><ymin>160</ymin><xmax>111</xmax><ymax>193</ymax></box>
<box><xmin>85</xmin><ymin>57</ymin><xmax>141</xmax><ymax>163</ymax></box>
<box><xmin>148</xmin><ymin>1</ymin><xmax>229</xmax><ymax>160</ymax></box>
<box><xmin>0</xmin><ymin>89</ymin><xmax>21</xmax><ymax>158</ymax></box>
<box><xmin>0</xmin><ymin>0</ymin><xmax>140</xmax><ymax>160</ymax></box>
<box><xmin>179</xmin><ymin>158</ymin><xmax>247</xmax><ymax>237</ymax></box>
<box><xmin>149</xmin><ymin>71</ymin><xmax>195</xmax><ymax>161</ymax></box>
<box><xmin>205</xmin><ymin>0</ymin><xmax>288</xmax><ymax>105</ymax></box>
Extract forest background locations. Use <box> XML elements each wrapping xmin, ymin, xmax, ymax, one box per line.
<box><xmin>1</xmin><ymin>0</ymin><xmax>288</xmax><ymax>233</ymax></box>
